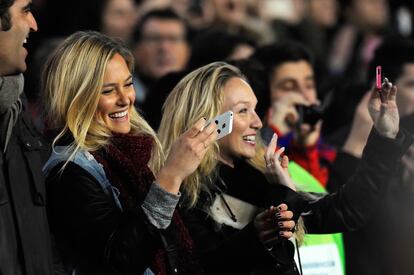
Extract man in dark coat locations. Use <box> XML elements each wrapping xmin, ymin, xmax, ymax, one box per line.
<box><xmin>0</xmin><ymin>0</ymin><xmax>57</xmax><ymax>274</ymax></box>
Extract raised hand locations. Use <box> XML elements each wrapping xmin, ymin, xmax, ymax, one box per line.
<box><xmin>264</xmin><ymin>133</ymin><xmax>296</xmax><ymax>191</ymax></box>
<box><xmin>156</xmin><ymin>118</ymin><xmax>217</xmax><ymax>194</ymax></box>
<box><xmin>368</xmin><ymin>78</ymin><xmax>399</xmax><ymax>138</ymax></box>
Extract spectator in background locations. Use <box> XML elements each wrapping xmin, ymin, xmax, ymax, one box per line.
<box><xmin>0</xmin><ymin>0</ymin><xmax>58</xmax><ymax>274</ymax></box>
<box><xmin>25</xmin><ymin>37</ymin><xmax>64</xmax><ymax>131</ymax></box>
<box><xmin>141</xmin><ymin>28</ymin><xmax>257</xmax><ymax>132</ymax></box>
<box><xmin>100</xmin><ymin>0</ymin><xmax>139</xmax><ymax>44</ymax></box>
<box><xmin>188</xmin><ymin>28</ymin><xmax>255</xmax><ymax>70</ymax></box>
<box><xmin>329</xmin><ymin>0</ymin><xmax>391</xmax><ymax>84</ymax></box>
<box><xmin>329</xmin><ymin>38</ymin><xmax>414</xmax><ymax>275</ymax></box>
<box><xmin>301</xmin><ymin>0</ymin><xmax>339</xmax><ymax>92</ymax></box>
<box><xmin>131</xmin><ymin>8</ymin><xmax>190</xmax><ymax>104</ymax></box>
<box><xmin>205</xmin><ymin>0</ymin><xmax>275</xmax><ymax>45</ymax></box>
<box><xmin>254</xmin><ymin>41</ymin><xmax>336</xmax><ymax>186</ymax></box>
<box><xmin>269</xmin><ymin>0</ymin><xmax>338</xmax><ymax>84</ymax></box>
<box><xmin>307</xmin><ymin>0</ymin><xmax>338</xmax><ymax>30</ymax></box>
<box><xmin>41</xmin><ymin>0</ymin><xmax>138</xmax><ymax>42</ymax></box>
<box><xmin>140</xmin><ymin>71</ymin><xmax>189</xmax><ymax>130</ymax></box>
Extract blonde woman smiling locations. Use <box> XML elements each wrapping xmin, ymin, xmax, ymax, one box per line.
<box><xmin>158</xmin><ymin>62</ymin><xmax>412</xmax><ymax>274</ymax></box>
<box><xmin>42</xmin><ymin>31</ymin><xmax>215</xmax><ymax>275</ymax></box>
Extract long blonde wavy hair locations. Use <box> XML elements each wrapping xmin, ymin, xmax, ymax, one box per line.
<box><xmin>43</xmin><ymin>31</ymin><xmax>163</xmax><ymax>170</ymax></box>
<box><xmin>158</xmin><ymin>62</ymin><xmax>242</xmax><ymax>207</ymax></box>
<box><xmin>158</xmin><ymin>62</ymin><xmax>305</xmax><ymax>240</ymax></box>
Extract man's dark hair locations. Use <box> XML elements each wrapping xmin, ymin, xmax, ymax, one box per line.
<box><xmin>253</xmin><ymin>41</ymin><xmax>314</xmax><ymax>82</ymax></box>
<box><xmin>0</xmin><ymin>0</ymin><xmax>14</xmax><ymax>31</ymax></box>
<box><xmin>368</xmin><ymin>38</ymin><xmax>414</xmax><ymax>84</ymax></box>
<box><xmin>132</xmin><ymin>8</ymin><xmax>187</xmax><ymax>43</ymax></box>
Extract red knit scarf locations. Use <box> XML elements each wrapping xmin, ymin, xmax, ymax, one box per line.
<box><xmin>92</xmin><ymin>133</ymin><xmax>203</xmax><ymax>275</ymax></box>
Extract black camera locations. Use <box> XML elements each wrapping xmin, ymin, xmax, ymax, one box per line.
<box><xmin>295</xmin><ymin>104</ymin><xmax>324</xmax><ymax>126</ymax></box>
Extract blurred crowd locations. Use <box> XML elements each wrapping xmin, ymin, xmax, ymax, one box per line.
<box><xmin>2</xmin><ymin>0</ymin><xmax>414</xmax><ymax>274</ymax></box>
<box><xmin>26</xmin><ymin>0</ymin><xmax>414</xmax><ymax>141</ymax></box>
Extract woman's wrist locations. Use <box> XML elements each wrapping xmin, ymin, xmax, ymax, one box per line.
<box><xmin>156</xmin><ymin>167</ymin><xmax>182</xmax><ymax>195</ymax></box>
<box><xmin>342</xmin><ymin>137</ymin><xmax>365</xmax><ymax>158</ymax></box>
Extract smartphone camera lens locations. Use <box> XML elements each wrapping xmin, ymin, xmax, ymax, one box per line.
<box><xmin>222</xmin><ymin>123</ymin><xmax>226</xmax><ymax>128</ymax></box>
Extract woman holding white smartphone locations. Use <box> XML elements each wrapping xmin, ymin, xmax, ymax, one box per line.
<box><xmin>158</xmin><ymin>62</ymin><xmax>412</xmax><ymax>274</ymax></box>
<box><xmin>42</xmin><ymin>31</ymin><xmax>217</xmax><ymax>275</ymax></box>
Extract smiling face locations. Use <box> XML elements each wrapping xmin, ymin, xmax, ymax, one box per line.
<box><xmin>96</xmin><ymin>53</ymin><xmax>135</xmax><ymax>134</ymax></box>
<box><xmin>218</xmin><ymin>77</ymin><xmax>263</xmax><ymax>165</ymax></box>
<box><xmin>0</xmin><ymin>0</ymin><xmax>37</xmax><ymax>76</ymax></box>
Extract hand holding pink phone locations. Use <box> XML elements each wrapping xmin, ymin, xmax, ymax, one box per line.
<box><xmin>375</xmin><ymin>65</ymin><xmax>392</xmax><ymax>103</ymax></box>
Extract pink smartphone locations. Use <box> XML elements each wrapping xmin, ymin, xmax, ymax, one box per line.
<box><xmin>376</xmin><ymin>65</ymin><xmax>386</xmax><ymax>103</ymax></box>
<box><xmin>376</xmin><ymin>66</ymin><xmax>382</xmax><ymax>89</ymax></box>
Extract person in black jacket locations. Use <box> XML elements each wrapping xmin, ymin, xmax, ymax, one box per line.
<box><xmin>327</xmin><ymin>38</ymin><xmax>414</xmax><ymax>275</ymax></box>
<box><xmin>42</xmin><ymin>31</ymin><xmax>217</xmax><ymax>275</ymax></box>
<box><xmin>0</xmin><ymin>0</ymin><xmax>60</xmax><ymax>274</ymax></box>
<box><xmin>158</xmin><ymin>62</ymin><xmax>413</xmax><ymax>274</ymax></box>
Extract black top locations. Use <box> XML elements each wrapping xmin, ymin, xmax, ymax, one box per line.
<box><xmin>327</xmin><ymin>117</ymin><xmax>414</xmax><ymax>275</ymax></box>
<box><xmin>182</xmin><ymin>128</ymin><xmax>413</xmax><ymax>275</ymax></box>
<box><xmin>46</xmin><ymin>162</ymin><xmax>161</xmax><ymax>275</ymax></box>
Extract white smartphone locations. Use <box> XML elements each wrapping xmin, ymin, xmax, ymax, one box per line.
<box><xmin>205</xmin><ymin>111</ymin><xmax>233</xmax><ymax>140</ymax></box>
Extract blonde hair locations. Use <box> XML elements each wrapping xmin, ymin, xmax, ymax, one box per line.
<box><xmin>159</xmin><ymin>61</ymin><xmax>305</xmax><ymax>241</ymax></box>
<box><xmin>43</xmin><ymin>31</ymin><xmax>163</xmax><ymax>170</ymax></box>
<box><xmin>158</xmin><ymin>62</ymin><xmax>245</xmax><ymax>207</ymax></box>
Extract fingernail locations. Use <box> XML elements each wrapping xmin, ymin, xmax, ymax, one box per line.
<box><xmin>280</xmin><ymin>147</ymin><xmax>285</xmax><ymax>152</ymax></box>
<box><xmin>278</xmin><ymin>222</ymin><xmax>283</xmax><ymax>227</ymax></box>
<box><xmin>277</xmin><ymin>205</ymin><xmax>283</xmax><ymax>211</ymax></box>
<box><xmin>279</xmin><ymin>231</ymin><xmax>285</xmax><ymax>236</ymax></box>
<box><xmin>276</xmin><ymin>213</ymin><xmax>282</xmax><ymax>219</ymax></box>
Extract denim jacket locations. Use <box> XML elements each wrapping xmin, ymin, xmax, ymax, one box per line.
<box><xmin>43</xmin><ymin>146</ymin><xmax>123</xmax><ymax>210</ymax></box>
<box><xmin>43</xmin><ymin>146</ymin><xmax>156</xmax><ymax>275</ymax></box>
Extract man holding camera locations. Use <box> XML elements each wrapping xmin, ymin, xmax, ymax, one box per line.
<box><xmin>254</xmin><ymin>41</ymin><xmax>335</xmax><ymax>186</ymax></box>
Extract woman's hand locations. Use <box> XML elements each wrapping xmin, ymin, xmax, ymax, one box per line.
<box><xmin>264</xmin><ymin>134</ymin><xmax>296</xmax><ymax>191</ymax></box>
<box><xmin>254</xmin><ymin>204</ymin><xmax>296</xmax><ymax>247</ymax></box>
<box><xmin>368</xmin><ymin>79</ymin><xmax>399</xmax><ymax>139</ymax></box>
<box><xmin>156</xmin><ymin>118</ymin><xmax>217</xmax><ymax>194</ymax></box>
